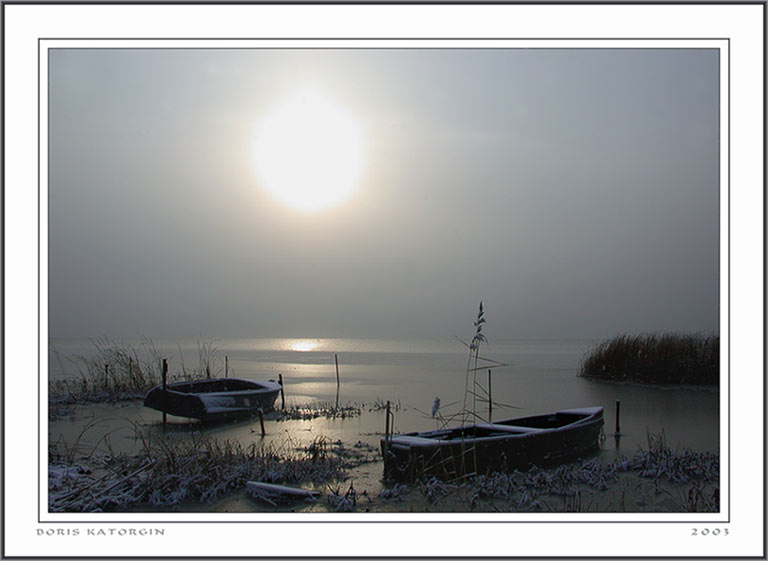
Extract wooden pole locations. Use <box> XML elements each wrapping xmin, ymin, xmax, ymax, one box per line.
<box><xmin>258</xmin><ymin>408</ymin><xmax>266</xmax><ymax>436</ymax></box>
<box><xmin>383</xmin><ymin>400</ymin><xmax>392</xmax><ymax>477</ymax></box>
<box><xmin>334</xmin><ymin>354</ymin><xmax>340</xmax><ymax>407</ymax></box>
<box><xmin>615</xmin><ymin>400</ymin><xmax>621</xmax><ymax>435</ymax></box>
<box><xmin>334</xmin><ymin>354</ymin><xmax>340</xmax><ymax>388</ymax></box>
<box><xmin>384</xmin><ymin>400</ymin><xmax>391</xmax><ymax>452</ymax></box>
<box><xmin>104</xmin><ymin>364</ymin><xmax>109</xmax><ymax>389</ymax></box>
<box><xmin>162</xmin><ymin>358</ymin><xmax>168</xmax><ymax>429</ymax></box>
<box><xmin>225</xmin><ymin>356</ymin><xmax>229</xmax><ymax>378</ymax></box>
<box><xmin>488</xmin><ymin>369</ymin><xmax>493</xmax><ymax>422</ymax></box>
<box><xmin>278</xmin><ymin>373</ymin><xmax>285</xmax><ymax>409</ymax></box>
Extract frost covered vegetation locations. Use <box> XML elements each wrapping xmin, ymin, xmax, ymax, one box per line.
<box><xmin>270</xmin><ymin>399</ymin><xmax>399</xmax><ymax>422</ymax></box>
<box><xmin>271</xmin><ymin>402</ymin><xmax>363</xmax><ymax>421</ymax></box>
<box><xmin>49</xmin><ymin>406</ymin><xmax>719</xmax><ymax>514</ymax></box>
<box><xmin>49</xmin><ymin>433</ymin><xmax>376</xmax><ymax>512</ymax></box>
<box><xmin>49</xmin><ymin>337</ymin><xmax>216</xmax><ymax>407</ymax></box>
<box><xmin>50</xmin><ymin>424</ymin><xmax>718</xmax><ymax>513</ymax></box>
<box><xmin>578</xmin><ymin>333</ymin><xmax>719</xmax><ymax>385</ymax></box>
<box><xmin>380</xmin><ymin>433</ymin><xmax>719</xmax><ymax>513</ymax></box>
<box><xmin>49</xmin><ymin>338</ymin><xmax>387</xmax><ymax>422</ymax></box>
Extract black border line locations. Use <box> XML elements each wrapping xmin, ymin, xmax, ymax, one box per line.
<box><xmin>8</xmin><ymin>556</ymin><xmax>751</xmax><ymax>561</ymax></box>
<box><xmin>726</xmin><ymin>33</ymin><xmax>731</xmax><ymax>529</ymax></box>
<box><xmin>0</xmin><ymin>2</ymin><xmax>759</xmax><ymax>559</ymax></box>
<box><xmin>2</xmin><ymin>556</ymin><xmax>743</xmax><ymax>561</ymax></box>
<box><xmin>0</xmin><ymin>5</ymin><xmax>760</xmax><ymax>561</ymax></box>
<box><xmin>763</xmin><ymin>6</ymin><xmax>767</xmax><ymax>561</ymax></box>
<box><xmin>3</xmin><ymin>0</ymin><xmax>767</xmax><ymax>4</ymax></box>
<box><xmin>37</xmin><ymin>37</ymin><xmax>732</xmax><ymax>527</ymax></box>
<box><xmin>36</xmin><ymin>37</ymin><xmax>732</xmax><ymax>42</ymax></box>
<box><xmin>38</xmin><ymin>30</ymin><xmax>43</xmax><ymax>529</ymax></box>
<box><xmin>1</xmin><ymin>1</ymin><xmax>6</xmax><ymax>559</ymax></box>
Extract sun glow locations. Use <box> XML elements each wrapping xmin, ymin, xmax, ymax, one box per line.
<box><xmin>290</xmin><ymin>340</ymin><xmax>318</xmax><ymax>352</ymax></box>
<box><xmin>253</xmin><ymin>91</ymin><xmax>364</xmax><ymax>212</ymax></box>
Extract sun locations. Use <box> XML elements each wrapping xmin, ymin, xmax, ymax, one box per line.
<box><xmin>253</xmin><ymin>91</ymin><xmax>364</xmax><ymax>212</ymax></box>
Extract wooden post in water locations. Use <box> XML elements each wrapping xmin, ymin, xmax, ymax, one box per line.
<box><xmin>383</xmin><ymin>400</ymin><xmax>394</xmax><ymax>477</ymax></box>
<box><xmin>162</xmin><ymin>359</ymin><xmax>168</xmax><ymax>429</ymax></box>
<box><xmin>488</xmin><ymin>369</ymin><xmax>493</xmax><ymax>422</ymax></box>
<box><xmin>258</xmin><ymin>408</ymin><xmax>266</xmax><ymax>436</ymax></box>
<box><xmin>384</xmin><ymin>400</ymin><xmax>391</xmax><ymax>453</ymax></box>
<box><xmin>334</xmin><ymin>354</ymin><xmax>340</xmax><ymax>387</ymax></box>
<box><xmin>334</xmin><ymin>354</ymin><xmax>340</xmax><ymax>408</ymax></box>
<box><xmin>104</xmin><ymin>364</ymin><xmax>109</xmax><ymax>389</ymax></box>
<box><xmin>225</xmin><ymin>356</ymin><xmax>229</xmax><ymax>378</ymax></box>
<box><xmin>278</xmin><ymin>373</ymin><xmax>285</xmax><ymax>409</ymax></box>
<box><xmin>615</xmin><ymin>400</ymin><xmax>621</xmax><ymax>436</ymax></box>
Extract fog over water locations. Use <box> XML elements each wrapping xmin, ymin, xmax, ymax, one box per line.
<box><xmin>48</xmin><ymin>48</ymin><xmax>720</xmax><ymax>341</ymax></box>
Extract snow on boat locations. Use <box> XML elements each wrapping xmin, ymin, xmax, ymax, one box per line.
<box><xmin>246</xmin><ymin>481</ymin><xmax>320</xmax><ymax>499</ymax></box>
<box><xmin>143</xmin><ymin>378</ymin><xmax>282</xmax><ymax>422</ymax></box>
<box><xmin>381</xmin><ymin>406</ymin><xmax>604</xmax><ymax>480</ymax></box>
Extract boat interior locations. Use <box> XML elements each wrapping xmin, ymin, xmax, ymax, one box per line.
<box><xmin>165</xmin><ymin>379</ymin><xmax>267</xmax><ymax>394</ymax></box>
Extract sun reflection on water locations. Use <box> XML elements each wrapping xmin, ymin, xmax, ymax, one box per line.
<box><xmin>289</xmin><ymin>340</ymin><xmax>319</xmax><ymax>352</ymax></box>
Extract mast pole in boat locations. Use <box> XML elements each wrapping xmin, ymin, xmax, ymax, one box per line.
<box><xmin>488</xmin><ymin>369</ymin><xmax>493</xmax><ymax>422</ymax></box>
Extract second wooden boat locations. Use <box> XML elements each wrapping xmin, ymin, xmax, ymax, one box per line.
<box><xmin>382</xmin><ymin>406</ymin><xmax>604</xmax><ymax>480</ymax></box>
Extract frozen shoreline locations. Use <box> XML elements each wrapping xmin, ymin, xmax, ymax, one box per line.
<box><xmin>48</xmin><ymin>401</ymin><xmax>719</xmax><ymax>514</ymax></box>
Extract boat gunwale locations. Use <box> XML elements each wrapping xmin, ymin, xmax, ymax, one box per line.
<box><xmin>148</xmin><ymin>378</ymin><xmax>282</xmax><ymax>397</ymax></box>
<box><xmin>388</xmin><ymin>407</ymin><xmax>604</xmax><ymax>447</ymax></box>
<box><xmin>143</xmin><ymin>377</ymin><xmax>282</xmax><ymax>421</ymax></box>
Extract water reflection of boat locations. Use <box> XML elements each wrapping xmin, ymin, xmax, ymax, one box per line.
<box><xmin>382</xmin><ymin>406</ymin><xmax>604</xmax><ymax>480</ymax></box>
<box><xmin>143</xmin><ymin>378</ymin><xmax>282</xmax><ymax>422</ymax></box>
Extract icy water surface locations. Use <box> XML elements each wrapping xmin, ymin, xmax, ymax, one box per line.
<box><xmin>48</xmin><ymin>337</ymin><xmax>720</xmax><ymax>511</ymax></box>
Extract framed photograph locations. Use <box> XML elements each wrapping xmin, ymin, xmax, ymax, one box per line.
<box><xmin>3</xmin><ymin>2</ymin><xmax>764</xmax><ymax>558</ymax></box>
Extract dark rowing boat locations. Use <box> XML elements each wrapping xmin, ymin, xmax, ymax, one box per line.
<box><xmin>381</xmin><ymin>406</ymin><xmax>604</xmax><ymax>480</ymax></box>
<box><xmin>143</xmin><ymin>378</ymin><xmax>282</xmax><ymax>422</ymax></box>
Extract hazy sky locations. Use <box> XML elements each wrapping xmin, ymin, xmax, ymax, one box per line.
<box><xmin>49</xmin><ymin>48</ymin><xmax>720</xmax><ymax>341</ymax></box>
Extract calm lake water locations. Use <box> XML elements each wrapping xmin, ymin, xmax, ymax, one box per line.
<box><xmin>48</xmin><ymin>337</ymin><xmax>720</xmax><ymax>461</ymax></box>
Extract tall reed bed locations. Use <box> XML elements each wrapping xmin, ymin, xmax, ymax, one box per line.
<box><xmin>49</xmin><ymin>337</ymin><xmax>217</xmax><ymax>405</ymax></box>
<box><xmin>578</xmin><ymin>333</ymin><xmax>719</xmax><ymax>385</ymax></box>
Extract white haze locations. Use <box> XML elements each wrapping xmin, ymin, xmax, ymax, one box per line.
<box><xmin>48</xmin><ymin>48</ymin><xmax>720</xmax><ymax>341</ymax></box>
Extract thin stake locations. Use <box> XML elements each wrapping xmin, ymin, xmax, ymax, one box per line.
<box><xmin>258</xmin><ymin>408</ymin><xmax>266</xmax><ymax>436</ymax></box>
<box><xmin>278</xmin><ymin>373</ymin><xmax>285</xmax><ymax>409</ymax></box>
<box><xmin>225</xmin><ymin>356</ymin><xmax>229</xmax><ymax>378</ymax></box>
<box><xmin>334</xmin><ymin>354</ymin><xmax>340</xmax><ymax>387</ymax></box>
<box><xmin>615</xmin><ymin>400</ymin><xmax>621</xmax><ymax>436</ymax></box>
<box><xmin>384</xmin><ymin>401</ymin><xmax>395</xmax><ymax>476</ymax></box>
<box><xmin>384</xmin><ymin>401</ymin><xmax>389</xmax><ymax>443</ymax></box>
<box><xmin>488</xmin><ymin>369</ymin><xmax>493</xmax><ymax>422</ymax></box>
<box><xmin>335</xmin><ymin>354</ymin><xmax>340</xmax><ymax>407</ymax></box>
<box><xmin>104</xmin><ymin>364</ymin><xmax>109</xmax><ymax>389</ymax></box>
<box><xmin>162</xmin><ymin>358</ymin><xmax>168</xmax><ymax>429</ymax></box>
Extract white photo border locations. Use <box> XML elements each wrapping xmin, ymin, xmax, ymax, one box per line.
<box><xmin>3</xmin><ymin>3</ymin><xmax>764</xmax><ymax>558</ymax></box>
